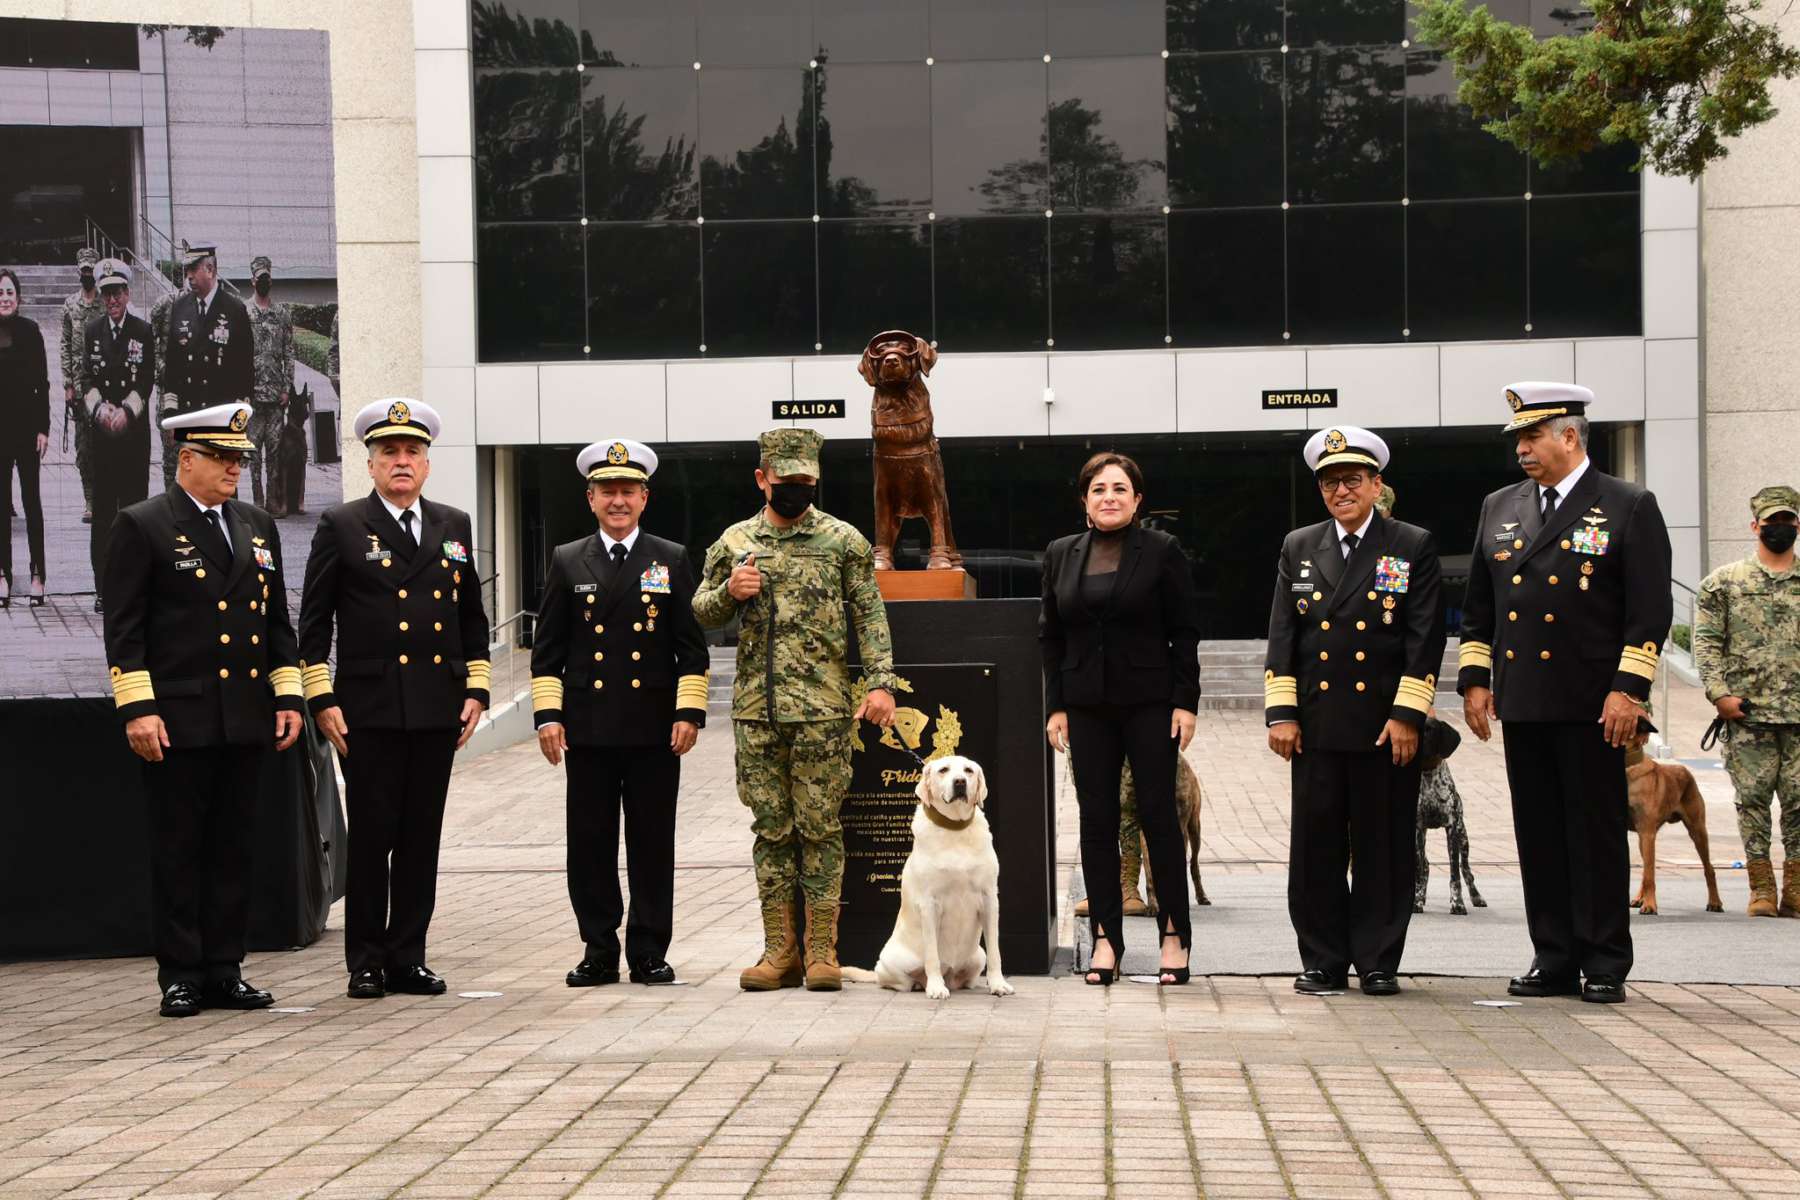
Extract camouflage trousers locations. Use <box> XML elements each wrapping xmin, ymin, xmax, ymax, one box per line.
<box><xmin>1725</xmin><ymin>723</ymin><xmax>1800</xmax><ymax>861</ymax></box>
<box><xmin>72</xmin><ymin>406</ymin><xmax>94</xmax><ymax>508</ymax></box>
<box><xmin>246</xmin><ymin>403</ymin><xmax>286</xmax><ymax>511</ymax></box>
<box><xmin>735</xmin><ymin>718</ymin><xmax>853</xmax><ymax>914</ymax></box>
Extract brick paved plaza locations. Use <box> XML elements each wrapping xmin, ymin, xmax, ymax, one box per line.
<box><xmin>5</xmin><ymin>682</ymin><xmax>1800</xmax><ymax>1199</ymax></box>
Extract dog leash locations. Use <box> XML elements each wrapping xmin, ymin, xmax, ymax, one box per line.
<box><xmin>1701</xmin><ymin>701</ymin><xmax>1752</xmax><ymax>752</ymax></box>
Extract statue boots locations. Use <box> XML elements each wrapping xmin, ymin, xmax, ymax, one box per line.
<box><xmin>739</xmin><ymin>895</ymin><xmax>804</xmax><ymax>991</ymax></box>
<box><xmin>803</xmin><ymin>900</ymin><xmax>842</xmax><ymax>991</ymax></box>
<box><xmin>1781</xmin><ymin>860</ymin><xmax>1800</xmax><ymax>918</ymax></box>
<box><xmin>1746</xmin><ymin>858</ymin><xmax>1779</xmax><ymax>918</ymax></box>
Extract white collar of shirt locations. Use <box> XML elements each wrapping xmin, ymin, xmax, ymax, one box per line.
<box><xmin>183</xmin><ymin>489</ymin><xmax>231</xmax><ymax>549</ymax></box>
<box><xmin>110</xmin><ymin>318</ymin><xmax>125</xmax><ymax>336</ymax></box>
<box><xmin>1336</xmin><ymin>509</ymin><xmax>1375</xmax><ymax>550</ymax></box>
<box><xmin>600</xmin><ymin>528</ymin><xmax>640</xmax><ymax>557</ymax></box>
<box><xmin>378</xmin><ymin>493</ymin><xmax>422</xmax><ymax>530</ymax></box>
<box><xmin>1542</xmin><ymin>455</ymin><xmax>1591</xmax><ymax>506</ymax></box>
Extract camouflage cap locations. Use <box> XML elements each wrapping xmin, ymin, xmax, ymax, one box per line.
<box><xmin>759</xmin><ymin>427</ymin><xmax>824</xmax><ymax>478</ymax></box>
<box><xmin>1752</xmin><ymin>485</ymin><xmax>1799</xmax><ymax>520</ymax></box>
<box><xmin>76</xmin><ymin>247</ymin><xmax>100</xmax><ymax>268</ymax></box>
<box><xmin>250</xmin><ymin>255</ymin><xmax>272</xmax><ymax>277</ymax></box>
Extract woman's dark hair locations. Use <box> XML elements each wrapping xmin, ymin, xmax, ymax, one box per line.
<box><xmin>1077</xmin><ymin>451</ymin><xmax>1144</xmax><ymax>497</ymax></box>
<box><xmin>0</xmin><ymin>268</ymin><xmax>20</xmax><ymax>298</ymax></box>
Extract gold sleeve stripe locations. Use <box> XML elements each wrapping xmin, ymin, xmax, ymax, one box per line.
<box><xmin>301</xmin><ymin>662</ymin><xmax>333</xmax><ymax>700</ymax></box>
<box><xmin>1458</xmin><ymin>641</ymin><xmax>1493</xmax><ymax>671</ymax></box>
<box><xmin>268</xmin><ymin>666</ymin><xmax>303</xmax><ymax>698</ymax></box>
<box><xmin>1393</xmin><ymin>676</ymin><xmax>1435</xmax><ymax>713</ymax></box>
<box><xmin>110</xmin><ymin>669</ymin><xmax>155</xmax><ymax>708</ymax></box>
<box><xmin>466</xmin><ymin>659</ymin><xmax>492</xmax><ymax>690</ymax></box>
<box><xmin>1617</xmin><ymin>647</ymin><xmax>1659</xmax><ymax>681</ymax></box>
<box><xmin>531</xmin><ymin>676</ymin><xmax>564</xmax><ymax>710</ymax></box>
<box><xmin>676</xmin><ymin>674</ymin><xmax>710</xmax><ymax>709</ymax></box>
<box><xmin>1263</xmin><ymin>672</ymin><xmax>1299</xmax><ymax>708</ymax></box>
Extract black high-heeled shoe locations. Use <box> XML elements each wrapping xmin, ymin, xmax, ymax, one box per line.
<box><xmin>1158</xmin><ymin>930</ymin><xmax>1190</xmax><ymax>986</ymax></box>
<box><xmin>1085</xmin><ymin>928</ymin><xmax>1117</xmax><ymax>986</ymax></box>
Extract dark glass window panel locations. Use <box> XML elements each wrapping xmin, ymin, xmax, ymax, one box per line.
<box><xmin>1167</xmin><ymin>52</ymin><xmax>1283</xmax><ymax>208</ymax></box>
<box><xmin>1530</xmin><ymin>0</ymin><xmax>1594</xmax><ymax>37</ymax></box>
<box><xmin>478</xmin><ymin>224</ymin><xmax>586</xmax><ymax>360</ymax></box>
<box><xmin>701</xmin><ymin>221</ymin><xmax>817</xmax><ymax>355</ymax></box>
<box><xmin>1406</xmin><ymin>53</ymin><xmax>1526</xmax><ymax>200</ymax></box>
<box><xmin>581</xmin><ymin>69</ymin><xmax>699</xmax><ymax>220</ymax></box>
<box><xmin>1051</xmin><ymin>216</ymin><xmax>1167</xmax><ymax>350</ymax></box>
<box><xmin>1048</xmin><ymin>58</ymin><xmax>1167</xmax><ymax>212</ymax></box>
<box><xmin>1</xmin><ymin>19</ymin><xmax>140</xmax><ymax>69</ymax></box>
<box><xmin>1407</xmin><ymin>200</ymin><xmax>1527</xmax><ymax>340</ymax></box>
<box><xmin>816</xmin><ymin>64</ymin><xmax>932</xmax><ymax>217</ymax></box>
<box><xmin>1529</xmin><ymin>140</ymin><xmax>1641</xmax><ymax>194</ymax></box>
<box><xmin>1168</xmin><ymin>208</ymin><xmax>1284</xmax><ymax>346</ymax></box>
<box><xmin>929</xmin><ymin>0</ymin><xmax>1046</xmax><ymax>61</ymax></box>
<box><xmin>1287</xmin><ymin>205</ymin><xmax>1403</xmax><ymax>343</ymax></box>
<box><xmin>578</xmin><ymin>0</ymin><xmax>696</xmax><ymax>67</ymax></box>
<box><xmin>1286</xmin><ymin>0</ymin><xmax>1407</xmax><ymax>48</ymax></box>
<box><xmin>814</xmin><ymin>0</ymin><xmax>929</xmax><ymax>64</ymax></box>
<box><xmin>1286</xmin><ymin>49</ymin><xmax>1404</xmax><ymax>204</ymax></box>
<box><xmin>697</xmin><ymin>0</ymin><xmax>812</xmax><ymax>67</ymax></box>
<box><xmin>933</xmin><ymin>218</ymin><xmax>1049</xmax><ymax>351</ymax></box>
<box><xmin>697</xmin><ymin>67</ymin><xmax>817</xmax><ymax>218</ymax></box>
<box><xmin>931</xmin><ymin>60</ymin><xmax>1048</xmax><ymax>215</ymax></box>
<box><xmin>817</xmin><ymin>221</ymin><xmax>933</xmax><ymax>353</ymax></box>
<box><xmin>473</xmin><ymin>0</ymin><xmax>580</xmax><ymax>68</ymax></box>
<box><xmin>1165</xmin><ymin>0</ymin><xmax>1283</xmax><ymax>52</ymax></box>
<box><xmin>1529</xmin><ymin>195</ymin><xmax>1639</xmax><ymax>337</ymax></box>
<box><xmin>474</xmin><ymin>70</ymin><xmax>583</xmax><ymax>220</ymax></box>
<box><xmin>586</xmin><ymin>223</ymin><xmax>702</xmax><ymax>358</ymax></box>
<box><xmin>1047</xmin><ymin>0</ymin><xmax>1164</xmax><ymax>58</ymax></box>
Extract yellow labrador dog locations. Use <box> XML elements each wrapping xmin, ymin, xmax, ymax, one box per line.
<box><xmin>841</xmin><ymin>755</ymin><xmax>1014</xmax><ymax>998</ymax></box>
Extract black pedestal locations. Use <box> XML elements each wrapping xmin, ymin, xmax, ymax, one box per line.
<box><xmin>841</xmin><ymin>598</ymin><xmax>1056</xmax><ymax>974</ymax></box>
<box><xmin>0</xmin><ymin>698</ymin><xmax>346</xmax><ymax>961</ymax></box>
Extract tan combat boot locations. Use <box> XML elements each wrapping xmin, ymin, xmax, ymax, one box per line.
<box><xmin>739</xmin><ymin>897</ymin><xmax>804</xmax><ymax>991</ymax></box>
<box><xmin>803</xmin><ymin>901</ymin><xmax>842</xmax><ymax>991</ymax></box>
<box><xmin>1746</xmin><ymin>859</ymin><xmax>1779</xmax><ymax>917</ymax></box>
<box><xmin>1781</xmin><ymin>860</ymin><xmax>1800</xmax><ymax>918</ymax></box>
<box><xmin>1120</xmin><ymin>842</ymin><xmax>1150</xmax><ymax>917</ymax></box>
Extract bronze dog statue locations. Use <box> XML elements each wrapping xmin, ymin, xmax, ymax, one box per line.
<box><xmin>859</xmin><ymin>330</ymin><xmax>961</xmax><ymax>570</ymax></box>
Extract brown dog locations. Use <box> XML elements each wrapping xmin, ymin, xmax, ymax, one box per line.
<box><xmin>1626</xmin><ymin>722</ymin><xmax>1723</xmax><ymax>916</ymax></box>
<box><xmin>859</xmin><ymin>330</ymin><xmax>961</xmax><ymax>570</ymax></box>
<box><xmin>1133</xmin><ymin>753</ymin><xmax>1210</xmax><ymax>912</ymax></box>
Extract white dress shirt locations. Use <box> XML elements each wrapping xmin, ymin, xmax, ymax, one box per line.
<box><xmin>378</xmin><ymin>492</ymin><xmax>424</xmax><ymax>544</ymax></box>
<box><xmin>1335</xmin><ymin>508</ymin><xmax>1375</xmax><ymax>559</ymax></box>
<box><xmin>1539</xmin><ymin>455</ymin><xmax>1590</xmax><ymax>514</ymax></box>
<box><xmin>183</xmin><ymin>488</ymin><xmax>231</xmax><ymax>553</ymax></box>
<box><xmin>600</xmin><ymin>527</ymin><xmax>641</xmax><ymax>558</ymax></box>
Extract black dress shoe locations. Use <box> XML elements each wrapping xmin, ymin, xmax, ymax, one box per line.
<box><xmin>388</xmin><ymin>964</ymin><xmax>447</xmax><ymax>995</ymax></box>
<box><xmin>1581</xmin><ymin>975</ymin><xmax>1627</xmax><ymax>1004</ymax></box>
<box><xmin>629</xmin><ymin>959</ymin><xmax>677</xmax><ymax>985</ymax></box>
<box><xmin>160</xmin><ymin>982</ymin><xmax>203</xmax><ymax>1018</ymax></box>
<box><xmin>1294</xmin><ymin>969</ymin><xmax>1348</xmax><ymax>994</ymax></box>
<box><xmin>205</xmin><ymin>978</ymin><xmax>274</xmax><ymax>1010</ymax></box>
<box><xmin>567</xmin><ymin>958</ymin><xmax>620</xmax><ymax>987</ymax></box>
<box><xmin>347</xmin><ymin>969</ymin><xmax>385</xmax><ymax>999</ymax></box>
<box><xmin>1507</xmin><ymin>968</ymin><xmax>1581</xmax><ymax>998</ymax></box>
<box><xmin>1359</xmin><ymin>971</ymin><xmax>1400</xmax><ymax>996</ymax></box>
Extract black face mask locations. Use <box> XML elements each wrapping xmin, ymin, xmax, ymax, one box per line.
<box><xmin>767</xmin><ymin>481</ymin><xmax>816</xmax><ymax>520</ymax></box>
<box><xmin>80</xmin><ymin>272</ymin><xmax>94</xmax><ymax>289</ymax></box>
<box><xmin>254</xmin><ymin>277</ymin><xmax>271</xmax><ymax>297</ymax></box>
<box><xmin>1760</xmin><ymin>523</ymin><xmax>1798</xmax><ymax>553</ymax></box>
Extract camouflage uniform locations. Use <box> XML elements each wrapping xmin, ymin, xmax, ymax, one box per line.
<box><xmin>149</xmin><ymin>285</ymin><xmax>187</xmax><ymax>491</ymax></box>
<box><xmin>327</xmin><ymin>308</ymin><xmax>340</xmax><ymax>398</ymax></box>
<box><xmin>1694</xmin><ymin>486</ymin><xmax>1800</xmax><ymax>888</ymax></box>
<box><xmin>246</xmin><ymin>258</ymin><xmax>295</xmax><ymax>510</ymax></box>
<box><xmin>694</xmin><ymin>428</ymin><xmax>896</xmax><ymax>987</ymax></box>
<box><xmin>60</xmin><ymin>249</ymin><xmax>103</xmax><ymax>511</ymax></box>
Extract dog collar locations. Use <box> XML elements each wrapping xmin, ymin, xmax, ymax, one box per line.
<box><xmin>921</xmin><ymin>804</ymin><xmax>974</xmax><ymax>831</ymax></box>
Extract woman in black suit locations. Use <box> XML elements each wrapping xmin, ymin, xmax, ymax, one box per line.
<box><xmin>0</xmin><ymin>268</ymin><xmax>50</xmax><ymax>608</ymax></box>
<box><xmin>1041</xmin><ymin>452</ymin><xmax>1201</xmax><ymax>985</ymax></box>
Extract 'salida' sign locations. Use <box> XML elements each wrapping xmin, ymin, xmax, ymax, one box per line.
<box><xmin>773</xmin><ymin>398</ymin><xmax>845</xmax><ymax>419</ymax></box>
<box><xmin>1262</xmin><ymin>388</ymin><xmax>1338</xmax><ymax>410</ymax></box>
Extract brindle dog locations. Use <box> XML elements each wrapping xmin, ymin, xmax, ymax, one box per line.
<box><xmin>859</xmin><ymin>330</ymin><xmax>961</xmax><ymax>570</ymax></box>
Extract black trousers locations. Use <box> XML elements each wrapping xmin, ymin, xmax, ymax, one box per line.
<box><xmin>141</xmin><ymin>745</ymin><xmax>265</xmax><ymax>990</ymax></box>
<box><xmin>0</xmin><ymin>438</ymin><xmax>45</xmax><ymax>578</ymax></box>
<box><xmin>565</xmin><ymin>744</ymin><xmax>680</xmax><ymax>966</ymax></box>
<box><xmin>89</xmin><ymin>430</ymin><xmax>148</xmax><ymax>589</ymax></box>
<box><xmin>1068</xmin><ymin>702</ymin><xmax>1191</xmax><ymax>962</ymax></box>
<box><xmin>1288</xmin><ymin>748</ymin><xmax>1421</xmax><ymax>977</ymax></box>
<box><xmin>342</xmin><ymin>728</ymin><xmax>458</xmax><ymax>973</ymax></box>
<box><xmin>1502</xmin><ymin>721</ymin><xmax>1633</xmax><ymax>980</ymax></box>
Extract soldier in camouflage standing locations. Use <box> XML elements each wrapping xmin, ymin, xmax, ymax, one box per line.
<box><xmin>1693</xmin><ymin>485</ymin><xmax>1800</xmax><ymax>917</ymax></box>
<box><xmin>245</xmin><ymin>256</ymin><xmax>296</xmax><ymax>515</ymax></box>
<box><xmin>60</xmin><ymin>247</ymin><xmax>103</xmax><ymax>522</ymax></box>
<box><xmin>693</xmin><ymin>428</ymin><xmax>898</xmax><ymax>992</ymax></box>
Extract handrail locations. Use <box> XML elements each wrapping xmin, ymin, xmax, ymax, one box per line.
<box><xmin>484</xmin><ymin>608</ymin><xmax>538</xmax><ymax>710</ymax></box>
<box><xmin>1656</xmin><ymin>577</ymin><xmax>1702</xmax><ymax>758</ymax></box>
<box><xmin>83</xmin><ymin>216</ymin><xmax>177</xmax><ymax>303</ymax></box>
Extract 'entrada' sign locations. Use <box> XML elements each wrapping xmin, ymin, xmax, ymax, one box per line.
<box><xmin>1262</xmin><ymin>389</ymin><xmax>1338</xmax><ymax>410</ymax></box>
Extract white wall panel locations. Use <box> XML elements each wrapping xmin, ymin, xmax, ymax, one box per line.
<box><xmin>420</xmin><ymin>261</ymin><xmax>477</xmax><ymax>368</ymax></box>
<box><xmin>667</xmin><ymin>360</ymin><xmax>793</xmax><ymax>443</ymax></box>
<box><xmin>0</xmin><ymin>70</ymin><xmax>49</xmax><ymax>124</ymax></box>
<box><xmin>1303</xmin><ymin>345</ymin><xmax>1438</xmax><ymax>430</ymax></box>
<box><xmin>422</xmin><ymin>365</ymin><xmax>475</xmax><ymax>447</ymax></box>
<box><xmin>1573</xmin><ymin>339</ymin><xmax>1645</xmax><ymax>421</ymax></box>
<box><xmin>1645</xmin><ymin>418</ymin><xmax>1701</xmax><ymax>528</ymax></box>
<box><xmin>164</xmin><ymin>32</ymin><xmax>245</xmax><ymax>124</ymax></box>
<box><xmin>1642</xmin><ymin>167</ymin><xmax>1698</xmax><ymax>232</ymax></box>
<box><xmin>539</xmin><ymin>362</ymin><xmax>668</xmax><ymax>445</ymax></box>
<box><xmin>1438</xmin><ymin>341</ymin><xmax>1575</xmax><ymax>426</ymax></box>
<box><xmin>415</xmin><ymin>0</ymin><xmax>471</xmax><ymax>50</ymax></box>
<box><xmin>417</xmin><ymin>155</ymin><xmax>475</xmax><ymax>264</ymax></box>
<box><xmin>425</xmin><ymin>443</ymin><xmax>479</xmax><ymax>519</ymax></box>
<box><xmin>1177</xmin><ymin>349</ymin><xmax>1310</xmax><ymax>434</ymax></box>
<box><xmin>107</xmin><ymin>70</ymin><xmax>142</xmax><ymax>125</ymax></box>
<box><xmin>1644</xmin><ymin>339</ymin><xmax>1700</xmax><ymax>420</ymax></box>
<box><xmin>1046</xmin><ymin>352</ymin><xmax>1175</xmax><ymax>436</ymax></box>
<box><xmin>1668</xmin><ymin>524</ymin><xmax>1701</xmax><ymax>594</ymax></box>
<box><xmin>46</xmin><ymin>69</ymin><xmax>110</xmax><ymax>125</ymax></box>
<box><xmin>414</xmin><ymin>49</ymin><xmax>473</xmax><ymax>158</ymax></box>
<box><xmin>792</xmin><ymin>357</ymin><xmax>871</xmax><ymax>438</ymax></box>
<box><xmin>475</xmin><ymin>364</ymin><xmax>539</xmax><ymax>444</ymax></box>
<box><xmin>1642</xmin><ymin>228</ymin><xmax>1699</xmax><ymax>340</ymax></box>
<box><xmin>925</xmin><ymin>354</ymin><xmax>1049</xmax><ymax>438</ymax></box>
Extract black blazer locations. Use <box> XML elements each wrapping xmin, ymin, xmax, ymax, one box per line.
<box><xmin>1039</xmin><ymin>524</ymin><xmax>1201</xmax><ymax>714</ymax></box>
<box><xmin>297</xmin><ymin>492</ymin><xmax>493</xmax><ymax>731</ymax></box>
<box><xmin>0</xmin><ymin>314</ymin><xmax>48</xmax><ymax>448</ymax></box>
<box><xmin>158</xmin><ymin>287</ymin><xmax>253</xmax><ymax>411</ymax></box>
<box><xmin>530</xmin><ymin>530</ymin><xmax>710</xmax><ymax>747</ymax></box>
<box><xmin>101</xmin><ymin>489</ymin><xmax>303</xmax><ymax>746</ymax></box>
<box><xmin>1263</xmin><ymin>513</ymin><xmax>1446</xmax><ymax>753</ymax></box>
<box><xmin>1458</xmin><ymin>466</ymin><xmax>1672</xmax><ymax>723</ymax></box>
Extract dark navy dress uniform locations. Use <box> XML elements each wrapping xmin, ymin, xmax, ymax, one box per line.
<box><xmin>531</xmin><ymin>440</ymin><xmax>709</xmax><ymax>977</ymax></box>
<box><xmin>157</xmin><ymin>268</ymin><xmax>253</xmax><ymax>419</ymax></box>
<box><xmin>297</xmin><ymin>401</ymin><xmax>491</xmax><ymax>981</ymax></box>
<box><xmin>100</xmin><ymin>404</ymin><xmax>302</xmax><ymax>994</ymax></box>
<box><xmin>1265</xmin><ymin>429</ymin><xmax>1445</xmax><ymax>987</ymax></box>
<box><xmin>80</xmin><ymin>271</ymin><xmax>156</xmax><ymax>587</ymax></box>
<box><xmin>1458</xmin><ymin>385</ymin><xmax>1672</xmax><ymax>990</ymax></box>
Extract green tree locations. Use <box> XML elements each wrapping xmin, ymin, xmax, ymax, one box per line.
<box><xmin>1413</xmin><ymin>0</ymin><xmax>1800</xmax><ymax>178</ymax></box>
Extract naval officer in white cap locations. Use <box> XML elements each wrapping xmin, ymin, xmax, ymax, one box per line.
<box><xmin>531</xmin><ymin>438</ymin><xmax>709</xmax><ymax>987</ymax></box>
